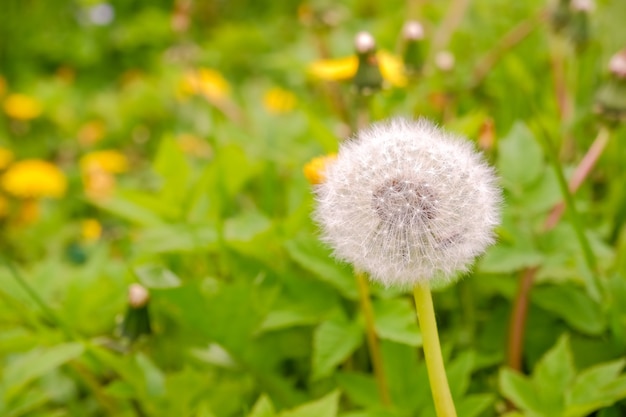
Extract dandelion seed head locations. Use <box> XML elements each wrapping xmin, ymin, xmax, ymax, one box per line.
<box><xmin>314</xmin><ymin>118</ymin><xmax>501</xmax><ymax>287</ymax></box>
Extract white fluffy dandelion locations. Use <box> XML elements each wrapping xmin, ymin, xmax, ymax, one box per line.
<box><xmin>314</xmin><ymin>118</ymin><xmax>500</xmax><ymax>287</ymax></box>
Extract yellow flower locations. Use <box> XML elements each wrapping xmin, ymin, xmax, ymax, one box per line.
<box><xmin>378</xmin><ymin>51</ymin><xmax>408</xmax><ymax>87</ymax></box>
<box><xmin>17</xmin><ymin>199</ymin><xmax>39</xmax><ymax>225</ymax></box>
<box><xmin>309</xmin><ymin>56</ymin><xmax>357</xmax><ymax>81</ymax></box>
<box><xmin>177</xmin><ymin>133</ymin><xmax>212</xmax><ymax>158</ymax></box>
<box><xmin>77</xmin><ymin>121</ymin><xmax>106</xmax><ymax>147</ymax></box>
<box><xmin>81</xmin><ymin>218</ymin><xmax>102</xmax><ymax>242</ymax></box>
<box><xmin>263</xmin><ymin>88</ymin><xmax>297</xmax><ymax>114</ymax></box>
<box><xmin>0</xmin><ymin>194</ymin><xmax>8</xmax><ymax>218</ymax></box>
<box><xmin>308</xmin><ymin>51</ymin><xmax>408</xmax><ymax>87</ymax></box>
<box><xmin>1</xmin><ymin>160</ymin><xmax>67</xmax><ymax>199</ymax></box>
<box><xmin>80</xmin><ymin>150</ymin><xmax>128</xmax><ymax>174</ymax></box>
<box><xmin>0</xmin><ymin>147</ymin><xmax>14</xmax><ymax>170</ymax></box>
<box><xmin>3</xmin><ymin>94</ymin><xmax>43</xmax><ymax>120</ymax></box>
<box><xmin>179</xmin><ymin>68</ymin><xmax>230</xmax><ymax>102</ymax></box>
<box><xmin>82</xmin><ymin>168</ymin><xmax>116</xmax><ymax>201</ymax></box>
<box><xmin>304</xmin><ymin>154</ymin><xmax>337</xmax><ymax>185</ymax></box>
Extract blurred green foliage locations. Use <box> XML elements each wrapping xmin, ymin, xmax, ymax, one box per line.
<box><xmin>1</xmin><ymin>0</ymin><xmax>626</xmax><ymax>416</ymax></box>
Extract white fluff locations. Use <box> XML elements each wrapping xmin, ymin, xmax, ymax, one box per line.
<box><xmin>314</xmin><ymin>118</ymin><xmax>501</xmax><ymax>287</ymax></box>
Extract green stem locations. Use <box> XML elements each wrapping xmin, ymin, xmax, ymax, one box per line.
<box><xmin>1</xmin><ymin>257</ymin><xmax>76</xmax><ymax>339</ymax></box>
<box><xmin>536</xmin><ymin>124</ymin><xmax>602</xmax><ymax>300</ymax></box>
<box><xmin>355</xmin><ymin>271</ymin><xmax>392</xmax><ymax>406</ymax></box>
<box><xmin>413</xmin><ymin>283</ymin><xmax>457</xmax><ymax>417</ymax></box>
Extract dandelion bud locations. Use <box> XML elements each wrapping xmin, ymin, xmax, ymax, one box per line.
<box><xmin>568</xmin><ymin>0</ymin><xmax>592</xmax><ymax>50</ymax></box>
<box><xmin>571</xmin><ymin>0</ymin><xmax>594</xmax><ymax>12</ymax></box>
<box><xmin>609</xmin><ymin>49</ymin><xmax>626</xmax><ymax>79</ymax></box>
<box><xmin>128</xmin><ymin>283</ymin><xmax>150</xmax><ymax>308</ymax></box>
<box><xmin>354</xmin><ymin>31</ymin><xmax>376</xmax><ymax>54</ymax></box>
<box><xmin>314</xmin><ymin>118</ymin><xmax>501</xmax><ymax>287</ymax></box>
<box><xmin>435</xmin><ymin>51</ymin><xmax>455</xmax><ymax>72</ymax></box>
<box><xmin>595</xmin><ymin>48</ymin><xmax>626</xmax><ymax>124</ymax></box>
<box><xmin>120</xmin><ymin>283</ymin><xmax>152</xmax><ymax>341</ymax></box>
<box><xmin>550</xmin><ymin>0</ymin><xmax>572</xmax><ymax>33</ymax></box>
<box><xmin>402</xmin><ymin>21</ymin><xmax>425</xmax><ymax>76</ymax></box>
<box><xmin>353</xmin><ymin>31</ymin><xmax>383</xmax><ymax>94</ymax></box>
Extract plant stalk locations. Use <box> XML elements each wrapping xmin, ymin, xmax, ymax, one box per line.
<box><xmin>413</xmin><ymin>283</ymin><xmax>457</xmax><ymax>417</ymax></box>
<box><xmin>355</xmin><ymin>270</ymin><xmax>392</xmax><ymax>406</ymax></box>
<box><xmin>507</xmin><ymin>126</ymin><xmax>610</xmax><ymax>371</ymax></box>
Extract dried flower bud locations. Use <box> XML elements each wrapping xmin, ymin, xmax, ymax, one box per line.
<box><xmin>353</xmin><ymin>31</ymin><xmax>383</xmax><ymax>94</ymax></box>
<box><xmin>355</xmin><ymin>31</ymin><xmax>376</xmax><ymax>54</ymax></box>
<box><xmin>401</xmin><ymin>21</ymin><xmax>425</xmax><ymax>76</ymax></box>
<box><xmin>435</xmin><ymin>51</ymin><xmax>455</xmax><ymax>72</ymax></box>
<box><xmin>314</xmin><ymin>118</ymin><xmax>501</xmax><ymax>286</ymax></box>
<box><xmin>403</xmin><ymin>21</ymin><xmax>424</xmax><ymax>41</ymax></box>
<box><xmin>128</xmin><ymin>283</ymin><xmax>150</xmax><ymax>308</ymax></box>
<box><xmin>571</xmin><ymin>0</ymin><xmax>594</xmax><ymax>12</ymax></box>
<box><xmin>609</xmin><ymin>49</ymin><xmax>626</xmax><ymax>79</ymax></box>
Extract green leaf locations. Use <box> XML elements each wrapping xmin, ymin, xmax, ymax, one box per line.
<box><xmin>247</xmin><ymin>394</ymin><xmax>276</xmax><ymax>417</ymax></box>
<box><xmin>499</xmin><ymin>368</ymin><xmax>542</xmax><ymax>415</ymax></box>
<box><xmin>257</xmin><ymin>308</ymin><xmax>319</xmax><ymax>333</ymax></box>
<box><xmin>224</xmin><ymin>211</ymin><xmax>272</xmax><ymax>243</ymax></box>
<box><xmin>3</xmin><ymin>342</ymin><xmax>84</xmax><ymax>401</ymax></box>
<box><xmin>446</xmin><ymin>351</ymin><xmax>475</xmax><ymax>399</ymax></box>
<box><xmin>373</xmin><ymin>298</ymin><xmax>422</xmax><ymax>347</ymax></box>
<box><xmin>312</xmin><ymin>319</ymin><xmax>363</xmax><ymax>380</ymax></box>
<box><xmin>2</xmin><ymin>387</ymin><xmax>49</xmax><ymax>417</ymax></box>
<box><xmin>336</xmin><ymin>372</ymin><xmax>379</xmax><ymax>408</ymax></box>
<box><xmin>531</xmin><ymin>334</ymin><xmax>574</xmax><ymax>415</ymax></box>
<box><xmin>152</xmin><ymin>135</ymin><xmax>191</xmax><ymax>207</ymax></box>
<box><xmin>380</xmin><ymin>340</ymin><xmax>428</xmax><ymax>412</ymax></box>
<box><xmin>478</xmin><ymin>246</ymin><xmax>543</xmax><ymax>273</ymax></box>
<box><xmin>134</xmin><ymin>264</ymin><xmax>182</xmax><ymax>288</ymax></box>
<box><xmin>456</xmin><ymin>393</ymin><xmax>495</xmax><ymax>417</ymax></box>
<box><xmin>133</xmin><ymin>224</ymin><xmax>218</xmax><ymax>254</ymax></box>
<box><xmin>216</xmin><ymin>144</ymin><xmax>262</xmax><ymax>197</ymax></box>
<box><xmin>565</xmin><ymin>359</ymin><xmax>626</xmax><ymax>417</ymax></box>
<box><xmin>284</xmin><ymin>236</ymin><xmax>358</xmax><ymax>300</ymax></box>
<box><xmin>533</xmin><ymin>285</ymin><xmax>605</xmax><ymax>335</ymax></box>
<box><xmin>279</xmin><ymin>390</ymin><xmax>340</xmax><ymax>417</ymax></box>
<box><xmin>90</xmin><ymin>193</ymin><xmax>164</xmax><ymax>226</ymax></box>
<box><xmin>135</xmin><ymin>353</ymin><xmax>165</xmax><ymax>398</ymax></box>
<box><xmin>497</xmin><ymin>122</ymin><xmax>544</xmax><ymax>188</ymax></box>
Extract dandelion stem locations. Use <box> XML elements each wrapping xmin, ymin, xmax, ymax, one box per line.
<box><xmin>355</xmin><ymin>270</ymin><xmax>392</xmax><ymax>406</ymax></box>
<box><xmin>507</xmin><ymin>126</ymin><xmax>610</xmax><ymax>371</ymax></box>
<box><xmin>471</xmin><ymin>9</ymin><xmax>545</xmax><ymax>88</ymax></box>
<box><xmin>413</xmin><ymin>283</ymin><xmax>457</xmax><ymax>417</ymax></box>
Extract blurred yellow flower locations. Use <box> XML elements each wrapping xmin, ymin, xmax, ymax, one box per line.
<box><xmin>3</xmin><ymin>94</ymin><xmax>43</xmax><ymax>120</ymax></box>
<box><xmin>263</xmin><ymin>88</ymin><xmax>297</xmax><ymax>114</ymax></box>
<box><xmin>177</xmin><ymin>133</ymin><xmax>212</xmax><ymax>158</ymax></box>
<box><xmin>378</xmin><ymin>51</ymin><xmax>408</xmax><ymax>87</ymax></box>
<box><xmin>304</xmin><ymin>154</ymin><xmax>337</xmax><ymax>185</ymax></box>
<box><xmin>308</xmin><ymin>51</ymin><xmax>408</xmax><ymax>87</ymax></box>
<box><xmin>309</xmin><ymin>56</ymin><xmax>356</xmax><ymax>81</ymax></box>
<box><xmin>179</xmin><ymin>68</ymin><xmax>230</xmax><ymax>102</ymax></box>
<box><xmin>1</xmin><ymin>160</ymin><xmax>67</xmax><ymax>199</ymax></box>
<box><xmin>80</xmin><ymin>150</ymin><xmax>128</xmax><ymax>174</ymax></box>
<box><xmin>82</xmin><ymin>168</ymin><xmax>116</xmax><ymax>201</ymax></box>
<box><xmin>0</xmin><ymin>147</ymin><xmax>14</xmax><ymax>170</ymax></box>
<box><xmin>81</xmin><ymin>218</ymin><xmax>102</xmax><ymax>242</ymax></box>
<box><xmin>0</xmin><ymin>76</ymin><xmax>6</xmax><ymax>97</ymax></box>
<box><xmin>0</xmin><ymin>194</ymin><xmax>8</xmax><ymax>218</ymax></box>
<box><xmin>77</xmin><ymin>121</ymin><xmax>106</xmax><ymax>147</ymax></box>
<box><xmin>17</xmin><ymin>199</ymin><xmax>39</xmax><ymax>225</ymax></box>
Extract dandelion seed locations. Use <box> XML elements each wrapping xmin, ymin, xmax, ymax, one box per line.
<box><xmin>314</xmin><ymin>118</ymin><xmax>500</xmax><ymax>287</ymax></box>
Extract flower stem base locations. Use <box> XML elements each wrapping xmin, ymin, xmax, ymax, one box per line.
<box><xmin>413</xmin><ymin>283</ymin><xmax>457</xmax><ymax>417</ymax></box>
